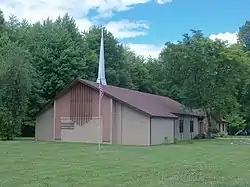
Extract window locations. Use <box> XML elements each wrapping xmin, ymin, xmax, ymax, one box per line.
<box><xmin>222</xmin><ymin>124</ymin><xmax>225</xmax><ymax>131</ymax></box>
<box><xmin>219</xmin><ymin>123</ymin><xmax>221</xmax><ymax>130</ymax></box>
<box><xmin>179</xmin><ymin>120</ymin><xmax>184</xmax><ymax>133</ymax></box>
<box><xmin>190</xmin><ymin>120</ymin><xmax>194</xmax><ymax>133</ymax></box>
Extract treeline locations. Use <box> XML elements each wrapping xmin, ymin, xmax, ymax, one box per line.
<box><xmin>0</xmin><ymin>9</ymin><xmax>250</xmax><ymax>139</ymax></box>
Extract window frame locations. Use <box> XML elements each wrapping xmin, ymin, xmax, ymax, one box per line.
<box><xmin>190</xmin><ymin>120</ymin><xmax>194</xmax><ymax>133</ymax></box>
<box><xmin>179</xmin><ymin>119</ymin><xmax>184</xmax><ymax>133</ymax></box>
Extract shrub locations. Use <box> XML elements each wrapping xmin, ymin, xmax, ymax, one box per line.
<box><xmin>211</xmin><ymin>128</ymin><xmax>220</xmax><ymax>134</ymax></box>
<box><xmin>173</xmin><ymin>137</ymin><xmax>178</xmax><ymax>144</ymax></box>
<box><xmin>219</xmin><ymin>133</ymin><xmax>226</xmax><ymax>137</ymax></box>
<box><xmin>193</xmin><ymin>133</ymin><xmax>207</xmax><ymax>139</ymax></box>
<box><xmin>162</xmin><ymin>136</ymin><xmax>170</xmax><ymax>145</ymax></box>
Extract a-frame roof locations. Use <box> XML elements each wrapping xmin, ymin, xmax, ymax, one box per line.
<box><xmin>36</xmin><ymin>78</ymin><xmax>203</xmax><ymax>118</ymax></box>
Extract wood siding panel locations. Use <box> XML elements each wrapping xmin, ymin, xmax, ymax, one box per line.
<box><xmin>55</xmin><ymin>91</ymin><xmax>70</xmax><ymax>140</ymax></box>
<box><xmin>121</xmin><ymin>104</ymin><xmax>150</xmax><ymax>145</ymax></box>
<box><xmin>151</xmin><ymin>117</ymin><xmax>174</xmax><ymax>145</ymax></box>
<box><xmin>35</xmin><ymin>106</ymin><xmax>54</xmax><ymax>141</ymax></box>
<box><xmin>55</xmin><ymin>82</ymin><xmax>111</xmax><ymax>142</ymax></box>
<box><xmin>174</xmin><ymin>115</ymin><xmax>199</xmax><ymax>140</ymax></box>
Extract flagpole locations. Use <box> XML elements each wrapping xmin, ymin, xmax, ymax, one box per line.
<box><xmin>98</xmin><ymin>85</ymin><xmax>102</xmax><ymax>150</ymax></box>
<box><xmin>97</xmin><ymin>26</ymin><xmax>105</xmax><ymax>150</ymax></box>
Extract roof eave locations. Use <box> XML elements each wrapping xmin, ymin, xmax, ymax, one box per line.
<box><xmin>36</xmin><ymin>78</ymin><xmax>154</xmax><ymax>118</ymax></box>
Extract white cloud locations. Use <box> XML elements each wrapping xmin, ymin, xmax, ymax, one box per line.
<box><xmin>0</xmin><ymin>0</ymin><xmax>170</xmax><ymax>24</ymax></box>
<box><xmin>0</xmin><ymin>0</ymin><xmax>92</xmax><ymax>30</ymax></box>
<box><xmin>127</xmin><ymin>43</ymin><xmax>163</xmax><ymax>58</ymax></box>
<box><xmin>0</xmin><ymin>0</ymin><xmax>152</xmax><ymax>32</ymax></box>
<box><xmin>156</xmin><ymin>0</ymin><xmax>173</xmax><ymax>4</ymax></box>
<box><xmin>96</xmin><ymin>0</ymin><xmax>150</xmax><ymax>16</ymax></box>
<box><xmin>106</xmin><ymin>19</ymin><xmax>149</xmax><ymax>38</ymax></box>
<box><xmin>0</xmin><ymin>0</ymin><xmax>172</xmax><ymax>36</ymax></box>
<box><xmin>209</xmin><ymin>32</ymin><xmax>238</xmax><ymax>45</ymax></box>
<box><xmin>0</xmin><ymin>0</ymin><xmax>171</xmax><ymax>57</ymax></box>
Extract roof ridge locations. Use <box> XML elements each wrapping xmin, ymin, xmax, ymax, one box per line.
<box><xmin>79</xmin><ymin>79</ymin><xmax>201</xmax><ymax>118</ymax></box>
<box><xmin>81</xmin><ymin>79</ymin><xmax>181</xmax><ymax>105</ymax></box>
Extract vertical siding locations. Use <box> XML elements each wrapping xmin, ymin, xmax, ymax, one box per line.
<box><xmin>101</xmin><ymin>95</ymin><xmax>111</xmax><ymax>142</ymax></box>
<box><xmin>174</xmin><ymin>115</ymin><xmax>199</xmax><ymax>140</ymax></box>
<box><xmin>121</xmin><ymin>104</ymin><xmax>150</xmax><ymax>145</ymax></box>
<box><xmin>112</xmin><ymin>101</ymin><xmax>122</xmax><ymax>144</ymax></box>
<box><xmin>55</xmin><ymin>91</ymin><xmax>70</xmax><ymax>140</ymax></box>
<box><xmin>109</xmin><ymin>99</ymin><xmax>113</xmax><ymax>143</ymax></box>
<box><xmin>174</xmin><ymin>118</ymin><xmax>180</xmax><ymax>140</ymax></box>
<box><xmin>54</xmin><ymin>82</ymin><xmax>111</xmax><ymax>142</ymax></box>
<box><xmin>151</xmin><ymin>117</ymin><xmax>174</xmax><ymax>145</ymax></box>
<box><xmin>35</xmin><ymin>106</ymin><xmax>54</xmax><ymax>141</ymax></box>
<box><xmin>216</xmin><ymin>123</ymin><xmax>228</xmax><ymax>134</ymax></box>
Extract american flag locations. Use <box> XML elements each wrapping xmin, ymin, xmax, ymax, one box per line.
<box><xmin>99</xmin><ymin>83</ymin><xmax>104</xmax><ymax>99</ymax></box>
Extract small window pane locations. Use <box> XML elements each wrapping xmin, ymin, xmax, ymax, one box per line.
<box><xmin>190</xmin><ymin>120</ymin><xmax>194</xmax><ymax>133</ymax></box>
<box><xmin>179</xmin><ymin>120</ymin><xmax>184</xmax><ymax>133</ymax></box>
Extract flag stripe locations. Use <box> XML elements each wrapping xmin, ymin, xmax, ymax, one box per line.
<box><xmin>99</xmin><ymin>83</ymin><xmax>104</xmax><ymax>99</ymax></box>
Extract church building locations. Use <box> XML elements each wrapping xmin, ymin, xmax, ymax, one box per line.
<box><xmin>35</xmin><ymin>29</ymin><xmax>207</xmax><ymax>145</ymax></box>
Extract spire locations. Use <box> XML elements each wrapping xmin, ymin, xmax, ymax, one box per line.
<box><xmin>96</xmin><ymin>27</ymin><xmax>107</xmax><ymax>85</ymax></box>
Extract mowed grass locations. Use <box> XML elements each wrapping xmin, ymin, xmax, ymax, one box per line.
<box><xmin>1</xmin><ymin>139</ymin><xmax>250</xmax><ymax>187</ymax></box>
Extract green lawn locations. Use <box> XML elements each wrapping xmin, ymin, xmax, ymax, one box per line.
<box><xmin>1</xmin><ymin>139</ymin><xmax>250</xmax><ymax>187</ymax></box>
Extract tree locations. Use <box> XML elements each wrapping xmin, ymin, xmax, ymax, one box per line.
<box><xmin>17</xmin><ymin>14</ymin><xmax>89</xmax><ymax>102</ymax></box>
<box><xmin>158</xmin><ymin>30</ymin><xmax>244</xmax><ymax>136</ymax></box>
<box><xmin>0</xmin><ymin>9</ymin><xmax>5</xmax><ymax>33</ymax></box>
<box><xmin>226</xmin><ymin>112</ymin><xmax>246</xmax><ymax>135</ymax></box>
<box><xmin>0</xmin><ymin>35</ymin><xmax>33</xmax><ymax>140</ymax></box>
<box><xmin>83</xmin><ymin>26</ymin><xmax>133</xmax><ymax>88</ymax></box>
<box><xmin>238</xmin><ymin>21</ymin><xmax>250</xmax><ymax>51</ymax></box>
<box><xmin>122</xmin><ymin>48</ymin><xmax>154</xmax><ymax>93</ymax></box>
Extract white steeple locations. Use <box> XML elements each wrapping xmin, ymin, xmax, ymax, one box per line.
<box><xmin>96</xmin><ymin>27</ymin><xmax>107</xmax><ymax>85</ymax></box>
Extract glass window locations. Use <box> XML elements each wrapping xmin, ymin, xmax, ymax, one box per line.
<box><xmin>190</xmin><ymin>120</ymin><xmax>194</xmax><ymax>133</ymax></box>
<box><xmin>222</xmin><ymin>124</ymin><xmax>225</xmax><ymax>131</ymax></box>
<box><xmin>179</xmin><ymin>120</ymin><xmax>184</xmax><ymax>133</ymax></box>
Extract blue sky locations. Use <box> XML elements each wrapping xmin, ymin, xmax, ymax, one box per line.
<box><xmin>1</xmin><ymin>0</ymin><xmax>249</xmax><ymax>57</ymax></box>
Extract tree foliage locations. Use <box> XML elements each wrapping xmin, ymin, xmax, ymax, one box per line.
<box><xmin>0</xmin><ymin>34</ymin><xmax>33</xmax><ymax>140</ymax></box>
<box><xmin>1</xmin><ymin>9</ymin><xmax>250</xmax><ymax>139</ymax></box>
<box><xmin>157</xmin><ymin>30</ymin><xmax>246</xmax><ymax>134</ymax></box>
<box><xmin>239</xmin><ymin>21</ymin><xmax>250</xmax><ymax>51</ymax></box>
<box><xmin>0</xmin><ymin>9</ymin><xmax>5</xmax><ymax>33</ymax></box>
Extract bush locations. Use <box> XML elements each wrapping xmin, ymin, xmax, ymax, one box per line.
<box><xmin>0</xmin><ymin>109</ymin><xmax>17</xmax><ymax>140</ymax></box>
<box><xmin>173</xmin><ymin>137</ymin><xmax>178</xmax><ymax>144</ymax></box>
<box><xmin>161</xmin><ymin>136</ymin><xmax>170</xmax><ymax>145</ymax></box>
<box><xmin>219</xmin><ymin>133</ymin><xmax>226</xmax><ymax>137</ymax></box>
<box><xmin>193</xmin><ymin>133</ymin><xmax>207</xmax><ymax>139</ymax></box>
<box><xmin>211</xmin><ymin>128</ymin><xmax>220</xmax><ymax>134</ymax></box>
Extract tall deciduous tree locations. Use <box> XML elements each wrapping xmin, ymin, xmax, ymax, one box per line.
<box><xmin>20</xmin><ymin>14</ymin><xmax>89</xmax><ymax>101</ymax></box>
<box><xmin>239</xmin><ymin>21</ymin><xmax>250</xmax><ymax>51</ymax></box>
<box><xmin>83</xmin><ymin>26</ymin><xmax>133</xmax><ymax>88</ymax></box>
<box><xmin>158</xmin><ymin>30</ymin><xmax>243</xmax><ymax>135</ymax></box>
<box><xmin>0</xmin><ymin>9</ymin><xmax>5</xmax><ymax>33</ymax></box>
<box><xmin>0</xmin><ymin>35</ymin><xmax>33</xmax><ymax>140</ymax></box>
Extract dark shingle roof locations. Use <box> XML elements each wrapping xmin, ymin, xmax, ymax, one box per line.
<box><xmin>36</xmin><ymin>78</ymin><xmax>203</xmax><ymax>118</ymax></box>
<box><xmin>81</xmin><ymin>79</ymin><xmax>202</xmax><ymax>118</ymax></box>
